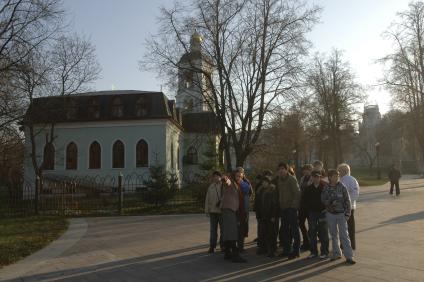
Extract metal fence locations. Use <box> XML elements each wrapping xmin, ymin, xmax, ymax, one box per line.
<box><xmin>0</xmin><ymin>173</ymin><xmax>205</xmax><ymax>217</ymax></box>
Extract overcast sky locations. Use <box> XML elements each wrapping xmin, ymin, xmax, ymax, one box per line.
<box><xmin>64</xmin><ymin>0</ymin><xmax>411</xmax><ymax>114</ymax></box>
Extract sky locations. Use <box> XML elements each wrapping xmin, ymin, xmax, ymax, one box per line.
<box><xmin>64</xmin><ymin>0</ymin><xmax>412</xmax><ymax>114</ymax></box>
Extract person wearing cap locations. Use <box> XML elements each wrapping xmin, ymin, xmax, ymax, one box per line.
<box><xmin>258</xmin><ymin>175</ymin><xmax>279</xmax><ymax>257</ymax></box>
<box><xmin>338</xmin><ymin>163</ymin><xmax>359</xmax><ymax>250</ymax></box>
<box><xmin>205</xmin><ymin>171</ymin><xmax>224</xmax><ymax>253</ymax></box>
<box><xmin>321</xmin><ymin>169</ymin><xmax>356</xmax><ymax>265</ymax></box>
<box><xmin>302</xmin><ymin>170</ymin><xmax>329</xmax><ymax>259</ymax></box>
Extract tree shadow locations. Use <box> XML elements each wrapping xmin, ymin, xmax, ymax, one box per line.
<box><xmin>7</xmin><ymin>245</ymin><xmax>348</xmax><ymax>282</ymax></box>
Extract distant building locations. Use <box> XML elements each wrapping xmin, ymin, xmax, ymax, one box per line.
<box><xmin>22</xmin><ymin>33</ymin><xmax>220</xmax><ymax>188</ymax></box>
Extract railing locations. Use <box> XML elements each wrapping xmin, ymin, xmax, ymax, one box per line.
<box><xmin>0</xmin><ymin>173</ymin><xmax>205</xmax><ymax>217</ymax></box>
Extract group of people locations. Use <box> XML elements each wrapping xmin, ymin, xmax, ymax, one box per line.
<box><xmin>204</xmin><ymin>160</ymin><xmax>359</xmax><ymax>265</ymax></box>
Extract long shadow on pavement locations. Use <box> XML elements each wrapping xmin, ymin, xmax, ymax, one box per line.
<box><xmin>10</xmin><ymin>245</ymin><xmax>346</xmax><ymax>282</ymax></box>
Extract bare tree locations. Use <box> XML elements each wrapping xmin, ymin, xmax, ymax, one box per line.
<box><xmin>142</xmin><ymin>0</ymin><xmax>320</xmax><ymax>170</ymax></box>
<box><xmin>17</xmin><ymin>34</ymin><xmax>101</xmax><ymax>186</ymax></box>
<box><xmin>307</xmin><ymin>49</ymin><xmax>363</xmax><ymax>167</ymax></box>
<box><xmin>380</xmin><ymin>1</ymin><xmax>424</xmax><ymax>171</ymax></box>
<box><xmin>0</xmin><ymin>0</ymin><xmax>64</xmax><ymax>131</ymax></box>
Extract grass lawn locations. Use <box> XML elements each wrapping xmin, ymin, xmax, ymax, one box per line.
<box><xmin>0</xmin><ymin>216</ymin><xmax>68</xmax><ymax>268</ymax></box>
<box><xmin>352</xmin><ymin>167</ymin><xmax>388</xmax><ymax>187</ymax></box>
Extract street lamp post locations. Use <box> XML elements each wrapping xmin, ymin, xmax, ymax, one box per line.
<box><xmin>375</xmin><ymin>142</ymin><xmax>381</xmax><ymax>180</ymax></box>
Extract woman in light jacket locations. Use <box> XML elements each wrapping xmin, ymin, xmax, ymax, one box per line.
<box><xmin>205</xmin><ymin>171</ymin><xmax>224</xmax><ymax>253</ymax></box>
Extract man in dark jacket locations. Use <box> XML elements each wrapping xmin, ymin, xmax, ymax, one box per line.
<box><xmin>388</xmin><ymin>164</ymin><xmax>401</xmax><ymax>196</ymax></box>
<box><xmin>298</xmin><ymin>164</ymin><xmax>313</xmax><ymax>251</ymax></box>
<box><xmin>302</xmin><ymin>170</ymin><xmax>329</xmax><ymax>259</ymax></box>
<box><xmin>258</xmin><ymin>175</ymin><xmax>279</xmax><ymax>257</ymax></box>
<box><xmin>276</xmin><ymin>162</ymin><xmax>301</xmax><ymax>259</ymax></box>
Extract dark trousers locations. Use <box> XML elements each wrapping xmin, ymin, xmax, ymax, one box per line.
<box><xmin>390</xmin><ymin>181</ymin><xmax>400</xmax><ymax>195</ymax></box>
<box><xmin>298</xmin><ymin>208</ymin><xmax>310</xmax><ymax>247</ymax></box>
<box><xmin>308</xmin><ymin>211</ymin><xmax>329</xmax><ymax>255</ymax></box>
<box><xmin>264</xmin><ymin>219</ymin><xmax>277</xmax><ymax>254</ymax></box>
<box><xmin>280</xmin><ymin>208</ymin><xmax>300</xmax><ymax>254</ymax></box>
<box><xmin>347</xmin><ymin>210</ymin><xmax>356</xmax><ymax>250</ymax></box>
<box><xmin>224</xmin><ymin>240</ymin><xmax>239</xmax><ymax>258</ymax></box>
<box><xmin>209</xmin><ymin>213</ymin><xmax>223</xmax><ymax>249</ymax></box>
<box><xmin>238</xmin><ymin>218</ymin><xmax>248</xmax><ymax>251</ymax></box>
<box><xmin>257</xmin><ymin>218</ymin><xmax>265</xmax><ymax>249</ymax></box>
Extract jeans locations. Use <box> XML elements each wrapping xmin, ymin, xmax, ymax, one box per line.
<box><xmin>390</xmin><ymin>181</ymin><xmax>400</xmax><ymax>195</ymax></box>
<box><xmin>209</xmin><ymin>213</ymin><xmax>223</xmax><ymax>249</ymax></box>
<box><xmin>326</xmin><ymin>212</ymin><xmax>353</xmax><ymax>259</ymax></box>
<box><xmin>280</xmin><ymin>208</ymin><xmax>300</xmax><ymax>254</ymax></box>
<box><xmin>308</xmin><ymin>211</ymin><xmax>329</xmax><ymax>255</ymax></box>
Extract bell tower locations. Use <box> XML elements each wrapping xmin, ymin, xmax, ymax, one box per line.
<box><xmin>176</xmin><ymin>32</ymin><xmax>213</xmax><ymax>113</ymax></box>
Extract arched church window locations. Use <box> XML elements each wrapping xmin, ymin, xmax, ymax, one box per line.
<box><xmin>185</xmin><ymin>72</ymin><xmax>193</xmax><ymax>88</ymax></box>
<box><xmin>136</xmin><ymin>97</ymin><xmax>148</xmax><ymax>117</ymax></box>
<box><xmin>112</xmin><ymin>140</ymin><xmax>125</xmax><ymax>168</ymax></box>
<box><xmin>184</xmin><ymin>99</ymin><xmax>194</xmax><ymax>111</ymax></box>
<box><xmin>136</xmin><ymin>139</ymin><xmax>148</xmax><ymax>167</ymax></box>
<box><xmin>43</xmin><ymin>143</ymin><xmax>55</xmax><ymax>170</ymax></box>
<box><xmin>171</xmin><ymin>142</ymin><xmax>174</xmax><ymax>169</ymax></box>
<box><xmin>88</xmin><ymin>98</ymin><xmax>100</xmax><ymax>119</ymax></box>
<box><xmin>111</xmin><ymin>97</ymin><xmax>124</xmax><ymax>117</ymax></box>
<box><xmin>177</xmin><ymin>145</ymin><xmax>180</xmax><ymax>170</ymax></box>
<box><xmin>89</xmin><ymin>141</ymin><xmax>101</xmax><ymax>169</ymax></box>
<box><xmin>187</xmin><ymin>146</ymin><xmax>198</xmax><ymax>165</ymax></box>
<box><xmin>66</xmin><ymin>142</ymin><xmax>78</xmax><ymax>170</ymax></box>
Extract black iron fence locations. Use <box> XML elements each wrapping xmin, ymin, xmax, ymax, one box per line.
<box><xmin>0</xmin><ymin>173</ymin><xmax>205</xmax><ymax>217</ymax></box>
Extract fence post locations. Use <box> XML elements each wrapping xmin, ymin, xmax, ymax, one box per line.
<box><xmin>35</xmin><ymin>175</ymin><xmax>40</xmax><ymax>215</ymax></box>
<box><xmin>118</xmin><ymin>173</ymin><xmax>123</xmax><ymax>215</ymax></box>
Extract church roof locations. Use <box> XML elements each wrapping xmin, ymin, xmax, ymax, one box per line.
<box><xmin>182</xmin><ymin>111</ymin><xmax>220</xmax><ymax>134</ymax></box>
<box><xmin>24</xmin><ymin>90</ymin><xmax>182</xmax><ymax>128</ymax></box>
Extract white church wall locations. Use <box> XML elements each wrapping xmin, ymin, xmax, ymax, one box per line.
<box><xmin>23</xmin><ymin>120</ymin><xmax>170</xmax><ymax>189</ymax></box>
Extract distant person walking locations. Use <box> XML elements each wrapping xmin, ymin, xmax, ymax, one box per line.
<box><xmin>204</xmin><ymin>171</ymin><xmax>224</xmax><ymax>253</ymax></box>
<box><xmin>321</xmin><ymin>169</ymin><xmax>356</xmax><ymax>264</ymax></box>
<box><xmin>338</xmin><ymin>163</ymin><xmax>359</xmax><ymax>250</ymax></box>
<box><xmin>388</xmin><ymin>164</ymin><xmax>401</xmax><ymax>196</ymax></box>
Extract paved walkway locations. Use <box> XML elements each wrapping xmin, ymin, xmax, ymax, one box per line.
<box><xmin>1</xmin><ymin>177</ymin><xmax>424</xmax><ymax>281</ymax></box>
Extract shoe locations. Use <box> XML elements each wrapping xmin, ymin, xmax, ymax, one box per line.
<box><xmin>256</xmin><ymin>248</ymin><xmax>267</xmax><ymax>255</ymax></box>
<box><xmin>288</xmin><ymin>253</ymin><xmax>300</xmax><ymax>260</ymax></box>
<box><xmin>224</xmin><ymin>254</ymin><xmax>231</xmax><ymax>260</ymax></box>
<box><xmin>319</xmin><ymin>254</ymin><xmax>328</xmax><ymax>259</ymax></box>
<box><xmin>330</xmin><ymin>255</ymin><xmax>342</xmax><ymax>261</ymax></box>
<box><xmin>232</xmin><ymin>256</ymin><xmax>247</xmax><ymax>263</ymax></box>
<box><xmin>267</xmin><ymin>252</ymin><xmax>275</xmax><ymax>258</ymax></box>
<box><xmin>208</xmin><ymin>247</ymin><xmax>214</xmax><ymax>254</ymax></box>
<box><xmin>346</xmin><ymin>258</ymin><xmax>356</xmax><ymax>265</ymax></box>
<box><xmin>278</xmin><ymin>252</ymin><xmax>290</xmax><ymax>257</ymax></box>
<box><xmin>307</xmin><ymin>254</ymin><xmax>318</xmax><ymax>259</ymax></box>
